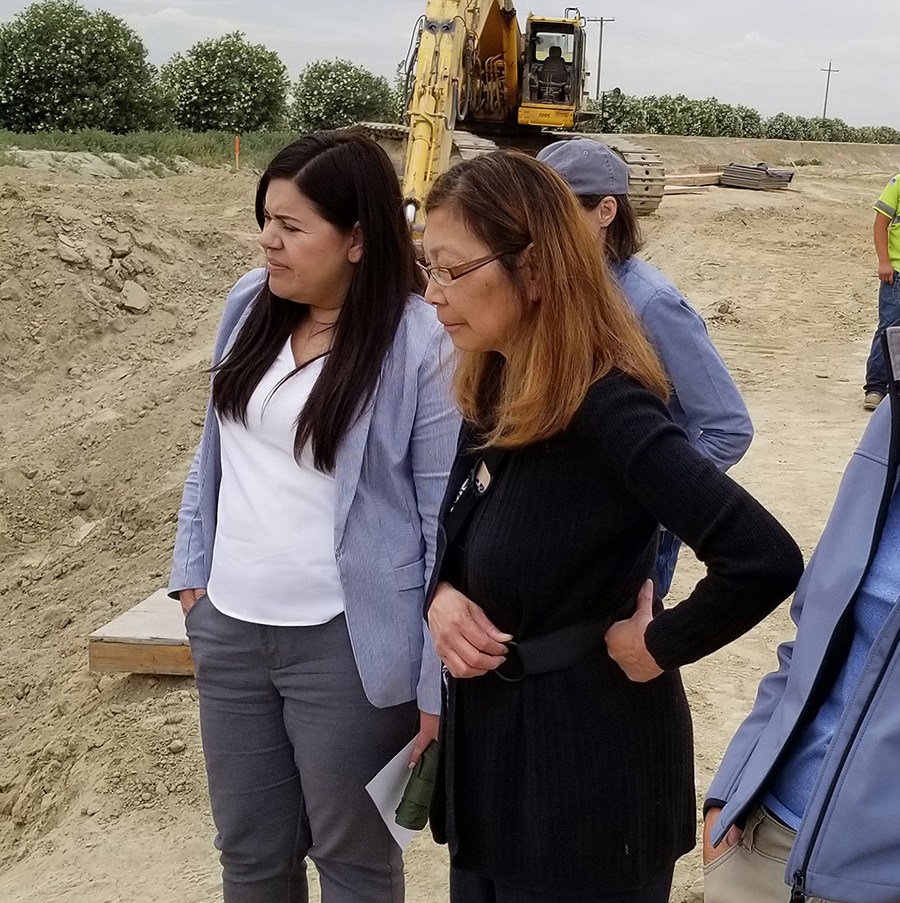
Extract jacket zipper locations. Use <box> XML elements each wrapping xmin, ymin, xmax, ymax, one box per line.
<box><xmin>791</xmin><ymin>614</ymin><xmax>900</xmax><ymax>899</ymax></box>
<box><xmin>792</xmin><ymin>371</ymin><xmax>900</xmax><ymax>900</ymax></box>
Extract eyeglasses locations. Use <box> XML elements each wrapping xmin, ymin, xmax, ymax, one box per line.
<box><xmin>416</xmin><ymin>252</ymin><xmax>503</xmax><ymax>287</ymax></box>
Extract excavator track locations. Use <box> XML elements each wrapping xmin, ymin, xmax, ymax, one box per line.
<box><xmin>551</xmin><ymin>134</ymin><xmax>666</xmax><ymax>216</ymax></box>
<box><xmin>605</xmin><ymin>139</ymin><xmax>666</xmax><ymax>217</ymax></box>
<box><xmin>354</xmin><ymin>122</ymin><xmax>498</xmax><ymax>164</ymax></box>
<box><xmin>449</xmin><ymin>130</ymin><xmax>501</xmax><ymax>159</ymax></box>
<box><xmin>355</xmin><ymin>123</ymin><xmax>665</xmax><ymax>216</ymax></box>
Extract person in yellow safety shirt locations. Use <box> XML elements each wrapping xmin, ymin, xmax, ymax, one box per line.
<box><xmin>863</xmin><ymin>174</ymin><xmax>900</xmax><ymax>410</ymax></box>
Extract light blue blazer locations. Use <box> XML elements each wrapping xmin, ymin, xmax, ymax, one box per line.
<box><xmin>169</xmin><ymin>269</ymin><xmax>459</xmax><ymax>713</ymax></box>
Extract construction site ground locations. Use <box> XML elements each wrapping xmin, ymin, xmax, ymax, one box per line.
<box><xmin>0</xmin><ymin>135</ymin><xmax>898</xmax><ymax>902</ymax></box>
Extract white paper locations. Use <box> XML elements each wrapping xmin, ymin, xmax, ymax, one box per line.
<box><xmin>365</xmin><ymin>738</ymin><xmax>419</xmax><ymax>851</ymax></box>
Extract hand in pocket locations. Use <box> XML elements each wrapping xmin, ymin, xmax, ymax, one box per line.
<box><xmin>179</xmin><ymin>588</ymin><xmax>207</xmax><ymax>618</ymax></box>
<box><xmin>703</xmin><ymin>807</ymin><xmax>743</xmax><ymax>866</ymax></box>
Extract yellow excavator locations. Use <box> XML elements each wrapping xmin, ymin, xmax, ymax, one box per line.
<box><xmin>359</xmin><ymin>1</ymin><xmax>664</xmax><ymax>234</ymax></box>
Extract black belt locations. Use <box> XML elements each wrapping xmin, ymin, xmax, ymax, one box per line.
<box><xmin>494</xmin><ymin>602</ymin><xmax>634</xmax><ymax>682</ymax></box>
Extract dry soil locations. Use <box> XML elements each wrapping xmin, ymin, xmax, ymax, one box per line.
<box><xmin>0</xmin><ymin>136</ymin><xmax>898</xmax><ymax>902</ymax></box>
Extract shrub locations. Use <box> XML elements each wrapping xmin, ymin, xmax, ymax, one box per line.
<box><xmin>578</xmin><ymin>92</ymin><xmax>900</xmax><ymax>145</ymax></box>
<box><xmin>290</xmin><ymin>59</ymin><xmax>398</xmax><ymax>133</ymax></box>
<box><xmin>0</xmin><ymin>0</ymin><xmax>161</xmax><ymax>132</ymax></box>
<box><xmin>735</xmin><ymin>105</ymin><xmax>764</xmax><ymax>138</ymax></box>
<box><xmin>160</xmin><ymin>32</ymin><xmax>289</xmax><ymax>133</ymax></box>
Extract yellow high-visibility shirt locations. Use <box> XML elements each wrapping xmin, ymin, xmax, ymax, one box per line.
<box><xmin>874</xmin><ymin>174</ymin><xmax>900</xmax><ymax>270</ymax></box>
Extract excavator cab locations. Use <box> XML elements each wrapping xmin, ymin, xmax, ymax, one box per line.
<box><xmin>518</xmin><ymin>11</ymin><xmax>585</xmax><ymax>128</ymax></box>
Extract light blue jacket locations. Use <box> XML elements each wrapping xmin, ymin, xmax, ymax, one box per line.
<box><xmin>612</xmin><ymin>257</ymin><xmax>753</xmax><ymax>471</ymax></box>
<box><xmin>169</xmin><ymin>269</ymin><xmax>459</xmax><ymax>713</ymax></box>
<box><xmin>707</xmin><ymin>327</ymin><xmax>900</xmax><ymax>903</ymax></box>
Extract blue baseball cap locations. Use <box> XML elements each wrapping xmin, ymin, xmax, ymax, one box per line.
<box><xmin>536</xmin><ymin>138</ymin><xmax>630</xmax><ymax>197</ymax></box>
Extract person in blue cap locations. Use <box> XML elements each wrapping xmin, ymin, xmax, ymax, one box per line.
<box><xmin>537</xmin><ymin>138</ymin><xmax>753</xmax><ymax>596</ymax></box>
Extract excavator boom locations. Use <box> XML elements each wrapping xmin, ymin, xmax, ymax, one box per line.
<box><xmin>402</xmin><ymin>0</ymin><xmax>521</xmax><ymax>233</ymax></box>
<box><xmin>392</xmin><ymin>1</ymin><xmax>664</xmax><ymax>230</ymax></box>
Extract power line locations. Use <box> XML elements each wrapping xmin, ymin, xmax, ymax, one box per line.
<box><xmin>612</xmin><ymin>20</ymin><xmax>811</xmax><ymax>75</ymax></box>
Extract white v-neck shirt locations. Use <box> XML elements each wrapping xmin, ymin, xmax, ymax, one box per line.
<box><xmin>207</xmin><ymin>338</ymin><xmax>345</xmax><ymax>625</ymax></box>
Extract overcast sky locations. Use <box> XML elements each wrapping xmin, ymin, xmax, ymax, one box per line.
<box><xmin>1</xmin><ymin>0</ymin><xmax>897</xmax><ymax>129</ymax></box>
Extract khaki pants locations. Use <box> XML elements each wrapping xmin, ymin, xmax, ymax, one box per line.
<box><xmin>704</xmin><ymin>807</ymin><xmax>833</xmax><ymax>903</ymax></box>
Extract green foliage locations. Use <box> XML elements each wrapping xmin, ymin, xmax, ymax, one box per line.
<box><xmin>0</xmin><ymin>128</ymin><xmax>296</xmax><ymax>168</ymax></box>
<box><xmin>0</xmin><ymin>0</ymin><xmax>162</xmax><ymax>133</ymax></box>
<box><xmin>390</xmin><ymin>70</ymin><xmax>409</xmax><ymax>124</ymax></box>
<box><xmin>160</xmin><ymin>32</ymin><xmax>289</xmax><ymax>133</ymax></box>
<box><xmin>584</xmin><ymin>92</ymin><xmax>900</xmax><ymax>144</ymax></box>
<box><xmin>290</xmin><ymin>59</ymin><xmax>398</xmax><ymax>132</ymax></box>
<box><xmin>764</xmin><ymin>111</ymin><xmax>802</xmax><ymax>140</ymax></box>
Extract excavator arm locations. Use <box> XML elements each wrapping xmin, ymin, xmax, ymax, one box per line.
<box><xmin>402</xmin><ymin>0</ymin><xmax>519</xmax><ymax>234</ymax></box>
<box><xmin>395</xmin><ymin>3</ymin><xmax>665</xmax><ymax>225</ymax></box>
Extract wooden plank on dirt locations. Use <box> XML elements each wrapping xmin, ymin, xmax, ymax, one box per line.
<box><xmin>665</xmin><ymin>185</ymin><xmax>711</xmax><ymax>195</ymax></box>
<box><xmin>89</xmin><ymin>588</ymin><xmax>194</xmax><ymax>676</ymax></box>
<box><xmin>720</xmin><ymin>163</ymin><xmax>794</xmax><ymax>190</ymax></box>
<box><xmin>666</xmin><ymin>172</ymin><xmax>721</xmax><ymax>186</ymax></box>
<box><xmin>89</xmin><ymin>641</ymin><xmax>194</xmax><ymax>676</ymax></box>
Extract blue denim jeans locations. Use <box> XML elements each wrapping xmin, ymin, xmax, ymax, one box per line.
<box><xmin>654</xmin><ymin>529</ymin><xmax>682</xmax><ymax>598</ymax></box>
<box><xmin>864</xmin><ymin>274</ymin><xmax>900</xmax><ymax>395</ymax></box>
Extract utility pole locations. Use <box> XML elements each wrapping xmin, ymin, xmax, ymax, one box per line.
<box><xmin>821</xmin><ymin>60</ymin><xmax>839</xmax><ymax>122</ymax></box>
<box><xmin>585</xmin><ymin>16</ymin><xmax>615</xmax><ymax>100</ymax></box>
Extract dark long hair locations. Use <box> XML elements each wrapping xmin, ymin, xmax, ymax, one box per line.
<box><xmin>577</xmin><ymin>193</ymin><xmax>642</xmax><ymax>264</ymax></box>
<box><xmin>211</xmin><ymin>130</ymin><xmax>419</xmax><ymax>472</ymax></box>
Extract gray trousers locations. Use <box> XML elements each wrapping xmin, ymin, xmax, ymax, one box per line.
<box><xmin>186</xmin><ymin>597</ymin><xmax>419</xmax><ymax>903</ymax></box>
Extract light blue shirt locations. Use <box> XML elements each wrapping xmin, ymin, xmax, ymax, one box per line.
<box><xmin>612</xmin><ymin>257</ymin><xmax>753</xmax><ymax>471</ymax></box>
<box><xmin>763</xmin><ymin>487</ymin><xmax>900</xmax><ymax>829</ymax></box>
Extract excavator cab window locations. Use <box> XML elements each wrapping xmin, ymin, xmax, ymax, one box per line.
<box><xmin>527</xmin><ymin>27</ymin><xmax>576</xmax><ymax>105</ymax></box>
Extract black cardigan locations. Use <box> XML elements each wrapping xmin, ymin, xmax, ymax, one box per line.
<box><xmin>427</xmin><ymin>372</ymin><xmax>803</xmax><ymax>895</ymax></box>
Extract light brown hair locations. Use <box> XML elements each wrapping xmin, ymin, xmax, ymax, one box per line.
<box><xmin>577</xmin><ymin>192</ymin><xmax>643</xmax><ymax>264</ymax></box>
<box><xmin>424</xmin><ymin>151</ymin><xmax>668</xmax><ymax>448</ymax></box>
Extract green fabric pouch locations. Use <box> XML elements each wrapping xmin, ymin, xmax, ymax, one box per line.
<box><xmin>395</xmin><ymin>740</ymin><xmax>438</xmax><ymax>831</ymax></box>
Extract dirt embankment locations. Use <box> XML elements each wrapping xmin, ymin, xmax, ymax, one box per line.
<box><xmin>613</xmin><ymin>132</ymin><xmax>900</xmax><ymax>173</ymax></box>
<box><xmin>0</xmin><ymin>140</ymin><xmax>895</xmax><ymax>902</ymax></box>
<box><xmin>0</xmin><ymin>167</ymin><xmax>261</xmax><ymax>900</ymax></box>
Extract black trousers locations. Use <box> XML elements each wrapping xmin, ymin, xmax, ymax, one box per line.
<box><xmin>450</xmin><ymin>865</ymin><xmax>674</xmax><ymax>903</ymax></box>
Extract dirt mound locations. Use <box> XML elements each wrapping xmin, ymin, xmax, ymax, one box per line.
<box><xmin>0</xmin><ymin>141</ymin><xmax>893</xmax><ymax>901</ymax></box>
<box><xmin>615</xmin><ymin>132</ymin><xmax>900</xmax><ymax>174</ymax></box>
<box><xmin>0</xmin><ymin>165</ymin><xmax>259</xmax><ymax>877</ymax></box>
<box><xmin>0</xmin><ymin>149</ymin><xmax>204</xmax><ymax>179</ymax></box>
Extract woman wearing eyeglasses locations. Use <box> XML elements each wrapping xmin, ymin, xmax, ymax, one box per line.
<box><xmin>169</xmin><ymin>130</ymin><xmax>459</xmax><ymax>903</ymax></box>
<box><xmin>419</xmin><ymin>151</ymin><xmax>803</xmax><ymax>903</ymax></box>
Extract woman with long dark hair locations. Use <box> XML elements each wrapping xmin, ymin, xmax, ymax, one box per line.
<box><xmin>420</xmin><ymin>151</ymin><xmax>803</xmax><ymax>903</ymax></box>
<box><xmin>169</xmin><ymin>130</ymin><xmax>458</xmax><ymax>903</ymax></box>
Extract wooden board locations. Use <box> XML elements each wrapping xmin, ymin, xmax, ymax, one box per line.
<box><xmin>89</xmin><ymin>588</ymin><xmax>195</xmax><ymax>676</ymax></box>
<box><xmin>665</xmin><ymin>185</ymin><xmax>711</xmax><ymax>195</ymax></box>
<box><xmin>720</xmin><ymin>163</ymin><xmax>794</xmax><ymax>190</ymax></box>
<box><xmin>666</xmin><ymin>172</ymin><xmax>721</xmax><ymax>186</ymax></box>
<box><xmin>89</xmin><ymin>641</ymin><xmax>194</xmax><ymax>676</ymax></box>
